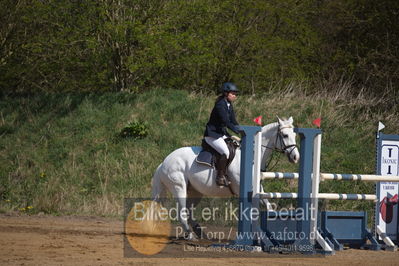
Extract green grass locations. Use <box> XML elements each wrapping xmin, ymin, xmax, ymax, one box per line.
<box><xmin>0</xmin><ymin>87</ymin><xmax>398</xmax><ymax>217</ymax></box>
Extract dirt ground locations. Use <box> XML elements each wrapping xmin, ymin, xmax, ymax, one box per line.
<box><xmin>1</xmin><ymin>213</ymin><xmax>399</xmax><ymax>266</ymax></box>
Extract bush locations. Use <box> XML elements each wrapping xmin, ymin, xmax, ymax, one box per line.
<box><xmin>119</xmin><ymin>121</ymin><xmax>149</xmax><ymax>139</ymax></box>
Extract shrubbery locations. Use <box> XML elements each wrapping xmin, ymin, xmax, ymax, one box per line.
<box><xmin>119</xmin><ymin>121</ymin><xmax>149</xmax><ymax>139</ymax></box>
<box><xmin>1</xmin><ymin>0</ymin><xmax>397</xmax><ymax>95</ymax></box>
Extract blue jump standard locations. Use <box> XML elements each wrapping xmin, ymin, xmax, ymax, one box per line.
<box><xmin>235</xmin><ymin>125</ymin><xmax>262</xmax><ymax>247</ymax></box>
<box><xmin>213</xmin><ymin>126</ymin><xmax>383</xmax><ymax>254</ymax></box>
<box><xmin>255</xmin><ymin>128</ymin><xmax>322</xmax><ymax>254</ymax></box>
<box><xmin>211</xmin><ymin>126</ymin><xmax>263</xmax><ymax>252</ymax></box>
<box><xmin>230</xmin><ymin>126</ymin><xmax>324</xmax><ymax>254</ymax></box>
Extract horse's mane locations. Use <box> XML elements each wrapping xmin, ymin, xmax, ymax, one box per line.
<box><xmin>261</xmin><ymin>122</ymin><xmax>279</xmax><ymax>134</ymax></box>
<box><xmin>261</xmin><ymin>118</ymin><xmax>294</xmax><ymax>139</ymax></box>
<box><xmin>262</xmin><ymin>118</ymin><xmax>293</xmax><ymax>134</ymax></box>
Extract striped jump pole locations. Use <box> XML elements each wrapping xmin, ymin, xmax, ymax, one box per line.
<box><xmin>320</xmin><ymin>173</ymin><xmax>399</xmax><ymax>182</ymax></box>
<box><xmin>318</xmin><ymin>193</ymin><xmax>377</xmax><ymax>201</ymax></box>
<box><xmin>259</xmin><ymin>192</ymin><xmax>377</xmax><ymax>201</ymax></box>
<box><xmin>259</xmin><ymin>192</ymin><xmax>298</xmax><ymax>199</ymax></box>
<box><xmin>261</xmin><ymin>172</ymin><xmax>299</xmax><ymax>179</ymax></box>
<box><xmin>262</xmin><ymin>172</ymin><xmax>399</xmax><ymax>182</ymax></box>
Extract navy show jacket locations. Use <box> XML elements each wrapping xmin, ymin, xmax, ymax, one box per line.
<box><xmin>204</xmin><ymin>97</ymin><xmax>240</xmax><ymax>138</ymax></box>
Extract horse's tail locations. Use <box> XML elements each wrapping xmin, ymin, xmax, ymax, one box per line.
<box><xmin>151</xmin><ymin>163</ymin><xmax>167</xmax><ymax>201</ymax></box>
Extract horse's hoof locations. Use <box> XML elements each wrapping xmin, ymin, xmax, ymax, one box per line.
<box><xmin>216</xmin><ymin>181</ymin><xmax>225</xmax><ymax>187</ymax></box>
<box><xmin>190</xmin><ymin>236</ymin><xmax>199</xmax><ymax>242</ymax></box>
<box><xmin>192</xmin><ymin>224</ymin><xmax>203</xmax><ymax>238</ymax></box>
<box><xmin>185</xmin><ymin>232</ymin><xmax>198</xmax><ymax>241</ymax></box>
<box><xmin>220</xmin><ymin>180</ymin><xmax>231</xmax><ymax>188</ymax></box>
<box><xmin>216</xmin><ymin>178</ymin><xmax>230</xmax><ymax>188</ymax></box>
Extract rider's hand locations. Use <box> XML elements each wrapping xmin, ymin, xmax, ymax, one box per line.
<box><xmin>231</xmin><ymin>135</ymin><xmax>241</xmax><ymax>142</ymax></box>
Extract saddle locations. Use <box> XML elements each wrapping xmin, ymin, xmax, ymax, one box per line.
<box><xmin>195</xmin><ymin>138</ymin><xmax>239</xmax><ymax>168</ymax></box>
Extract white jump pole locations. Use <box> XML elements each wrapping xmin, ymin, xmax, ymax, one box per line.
<box><xmin>253</xmin><ymin>131</ymin><xmax>262</xmax><ymax>196</ymax></box>
<box><xmin>311</xmin><ymin>133</ymin><xmax>322</xmax><ymax>245</ymax></box>
<box><xmin>376</xmin><ymin>225</ymin><xmax>397</xmax><ymax>250</ymax></box>
<box><xmin>251</xmin><ymin>131</ymin><xmax>264</xmax><ymax>245</ymax></box>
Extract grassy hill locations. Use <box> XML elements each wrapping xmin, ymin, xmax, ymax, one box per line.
<box><xmin>0</xmin><ymin>88</ymin><xmax>398</xmax><ymax>217</ymax></box>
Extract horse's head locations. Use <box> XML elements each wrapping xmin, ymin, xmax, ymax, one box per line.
<box><xmin>276</xmin><ymin>116</ymin><xmax>299</xmax><ymax>164</ymax></box>
<box><xmin>260</xmin><ymin>117</ymin><xmax>300</xmax><ymax>170</ymax></box>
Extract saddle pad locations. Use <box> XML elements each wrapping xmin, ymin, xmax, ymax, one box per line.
<box><xmin>195</xmin><ymin>150</ymin><xmax>214</xmax><ymax>168</ymax></box>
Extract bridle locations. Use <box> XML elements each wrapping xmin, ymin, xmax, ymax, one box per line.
<box><xmin>261</xmin><ymin>125</ymin><xmax>298</xmax><ymax>171</ymax></box>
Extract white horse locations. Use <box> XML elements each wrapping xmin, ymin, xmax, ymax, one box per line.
<box><xmin>151</xmin><ymin>117</ymin><xmax>300</xmax><ymax>239</ymax></box>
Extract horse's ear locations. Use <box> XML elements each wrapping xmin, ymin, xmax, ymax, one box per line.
<box><xmin>288</xmin><ymin>116</ymin><xmax>293</xmax><ymax>124</ymax></box>
<box><xmin>276</xmin><ymin>115</ymin><xmax>283</xmax><ymax>125</ymax></box>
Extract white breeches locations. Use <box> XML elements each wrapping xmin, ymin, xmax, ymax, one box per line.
<box><xmin>204</xmin><ymin>136</ymin><xmax>230</xmax><ymax>158</ymax></box>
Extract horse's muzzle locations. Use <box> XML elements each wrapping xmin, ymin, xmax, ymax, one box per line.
<box><xmin>286</xmin><ymin>146</ymin><xmax>300</xmax><ymax>164</ymax></box>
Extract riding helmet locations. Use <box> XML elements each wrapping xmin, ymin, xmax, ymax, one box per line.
<box><xmin>221</xmin><ymin>82</ymin><xmax>239</xmax><ymax>93</ymax></box>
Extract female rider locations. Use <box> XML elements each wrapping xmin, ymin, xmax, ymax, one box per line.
<box><xmin>204</xmin><ymin>82</ymin><xmax>240</xmax><ymax>187</ymax></box>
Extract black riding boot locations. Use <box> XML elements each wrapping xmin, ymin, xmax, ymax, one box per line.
<box><xmin>216</xmin><ymin>154</ymin><xmax>230</xmax><ymax>187</ymax></box>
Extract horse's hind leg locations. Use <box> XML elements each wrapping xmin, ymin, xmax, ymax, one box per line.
<box><xmin>175</xmin><ymin>191</ymin><xmax>198</xmax><ymax>240</ymax></box>
<box><xmin>187</xmin><ymin>186</ymin><xmax>203</xmax><ymax>238</ymax></box>
<box><xmin>163</xmin><ymin>173</ymin><xmax>196</xmax><ymax>240</ymax></box>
